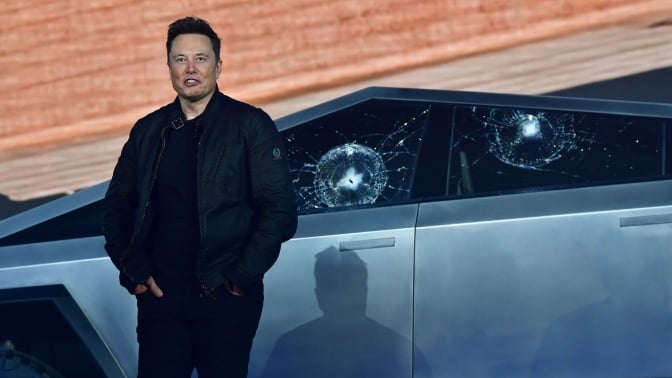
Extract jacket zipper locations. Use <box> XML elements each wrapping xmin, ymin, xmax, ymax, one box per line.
<box><xmin>196</xmin><ymin>123</ymin><xmax>208</xmax><ymax>289</ymax></box>
<box><xmin>122</xmin><ymin>125</ymin><xmax>170</xmax><ymax>283</ymax></box>
<box><xmin>197</xmin><ymin>123</ymin><xmax>207</xmax><ymax>241</ymax></box>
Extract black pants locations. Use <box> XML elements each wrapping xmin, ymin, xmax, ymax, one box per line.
<box><xmin>135</xmin><ymin>281</ymin><xmax>263</xmax><ymax>378</ymax></box>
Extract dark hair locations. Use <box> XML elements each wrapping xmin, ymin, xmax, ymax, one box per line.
<box><xmin>166</xmin><ymin>16</ymin><xmax>221</xmax><ymax>63</ymax></box>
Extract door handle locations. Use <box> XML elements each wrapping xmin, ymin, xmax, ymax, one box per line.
<box><xmin>620</xmin><ymin>213</ymin><xmax>672</xmax><ymax>227</ymax></box>
<box><xmin>339</xmin><ymin>237</ymin><xmax>396</xmax><ymax>251</ymax></box>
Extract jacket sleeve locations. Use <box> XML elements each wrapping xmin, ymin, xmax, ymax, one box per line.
<box><xmin>102</xmin><ymin>125</ymin><xmax>154</xmax><ymax>294</ymax></box>
<box><xmin>227</xmin><ymin>110</ymin><xmax>298</xmax><ymax>289</ymax></box>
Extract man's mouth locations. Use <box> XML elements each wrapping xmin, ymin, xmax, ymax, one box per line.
<box><xmin>185</xmin><ymin>79</ymin><xmax>200</xmax><ymax>87</ymax></box>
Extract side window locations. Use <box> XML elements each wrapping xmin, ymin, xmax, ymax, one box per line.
<box><xmin>448</xmin><ymin>105</ymin><xmax>666</xmax><ymax>196</ymax></box>
<box><xmin>282</xmin><ymin>100</ymin><xmax>428</xmax><ymax>214</ymax></box>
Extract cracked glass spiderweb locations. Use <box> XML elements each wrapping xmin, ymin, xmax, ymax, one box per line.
<box><xmin>282</xmin><ymin>101</ymin><xmax>428</xmax><ymax>212</ymax></box>
<box><xmin>449</xmin><ymin>105</ymin><xmax>663</xmax><ymax>195</ymax></box>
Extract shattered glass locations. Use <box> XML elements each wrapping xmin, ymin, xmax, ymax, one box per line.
<box><xmin>481</xmin><ymin>109</ymin><xmax>579</xmax><ymax>169</ymax></box>
<box><xmin>313</xmin><ymin>143</ymin><xmax>388</xmax><ymax>207</ymax></box>
<box><xmin>282</xmin><ymin>101</ymin><xmax>428</xmax><ymax>212</ymax></box>
<box><xmin>280</xmin><ymin>97</ymin><xmax>666</xmax><ymax>210</ymax></box>
<box><xmin>448</xmin><ymin>105</ymin><xmax>665</xmax><ymax>195</ymax></box>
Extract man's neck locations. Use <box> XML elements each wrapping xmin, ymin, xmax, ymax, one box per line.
<box><xmin>179</xmin><ymin>92</ymin><xmax>215</xmax><ymax>120</ymax></box>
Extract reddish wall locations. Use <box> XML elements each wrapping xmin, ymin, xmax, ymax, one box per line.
<box><xmin>0</xmin><ymin>0</ymin><xmax>670</xmax><ymax>157</ymax></box>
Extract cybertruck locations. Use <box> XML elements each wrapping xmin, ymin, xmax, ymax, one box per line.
<box><xmin>1</xmin><ymin>87</ymin><xmax>671</xmax><ymax>377</ymax></box>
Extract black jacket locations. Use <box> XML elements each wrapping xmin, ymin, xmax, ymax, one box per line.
<box><xmin>102</xmin><ymin>91</ymin><xmax>298</xmax><ymax>294</ymax></box>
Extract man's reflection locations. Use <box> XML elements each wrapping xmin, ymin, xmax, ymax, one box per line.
<box><xmin>530</xmin><ymin>247</ymin><xmax>672</xmax><ymax>377</ymax></box>
<box><xmin>261</xmin><ymin>246</ymin><xmax>431</xmax><ymax>378</ymax></box>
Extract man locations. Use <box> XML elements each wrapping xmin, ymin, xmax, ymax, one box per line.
<box><xmin>102</xmin><ymin>16</ymin><xmax>298</xmax><ymax>378</ymax></box>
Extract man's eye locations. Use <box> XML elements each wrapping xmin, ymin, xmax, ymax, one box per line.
<box><xmin>196</xmin><ymin>57</ymin><xmax>206</xmax><ymax>62</ymax></box>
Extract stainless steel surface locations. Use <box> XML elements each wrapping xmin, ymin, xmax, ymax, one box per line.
<box><xmin>620</xmin><ymin>212</ymin><xmax>672</xmax><ymax>227</ymax></box>
<box><xmin>414</xmin><ymin>181</ymin><xmax>672</xmax><ymax>377</ymax></box>
<box><xmin>0</xmin><ymin>241</ymin><xmax>134</xmax><ymax>377</ymax></box>
<box><xmin>249</xmin><ymin>204</ymin><xmax>418</xmax><ymax>378</ymax></box>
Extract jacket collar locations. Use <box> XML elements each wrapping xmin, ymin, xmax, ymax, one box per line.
<box><xmin>169</xmin><ymin>89</ymin><xmax>227</xmax><ymax>131</ymax></box>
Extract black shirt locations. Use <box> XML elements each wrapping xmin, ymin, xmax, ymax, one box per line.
<box><xmin>148</xmin><ymin>116</ymin><xmax>201</xmax><ymax>283</ymax></box>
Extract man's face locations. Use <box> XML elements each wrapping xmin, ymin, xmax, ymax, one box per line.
<box><xmin>168</xmin><ymin>33</ymin><xmax>221</xmax><ymax>103</ymax></box>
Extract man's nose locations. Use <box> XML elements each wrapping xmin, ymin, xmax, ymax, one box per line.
<box><xmin>186</xmin><ymin>60</ymin><xmax>196</xmax><ymax>73</ymax></box>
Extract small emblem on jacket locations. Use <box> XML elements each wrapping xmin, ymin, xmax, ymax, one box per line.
<box><xmin>272</xmin><ymin>147</ymin><xmax>282</xmax><ymax>160</ymax></box>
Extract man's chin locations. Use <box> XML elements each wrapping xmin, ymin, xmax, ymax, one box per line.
<box><xmin>179</xmin><ymin>90</ymin><xmax>212</xmax><ymax>103</ymax></box>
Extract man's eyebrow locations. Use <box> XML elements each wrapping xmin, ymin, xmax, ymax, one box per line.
<box><xmin>170</xmin><ymin>52</ymin><xmax>210</xmax><ymax>58</ymax></box>
<box><xmin>173</xmin><ymin>52</ymin><xmax>209</xmax><ymax>56</ymax></box>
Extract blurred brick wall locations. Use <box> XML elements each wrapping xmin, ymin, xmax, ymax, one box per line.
<box><xmin>1</xmin><ymin>0</ymin><xmax>670</xmax><ymax>158</ymax></box>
